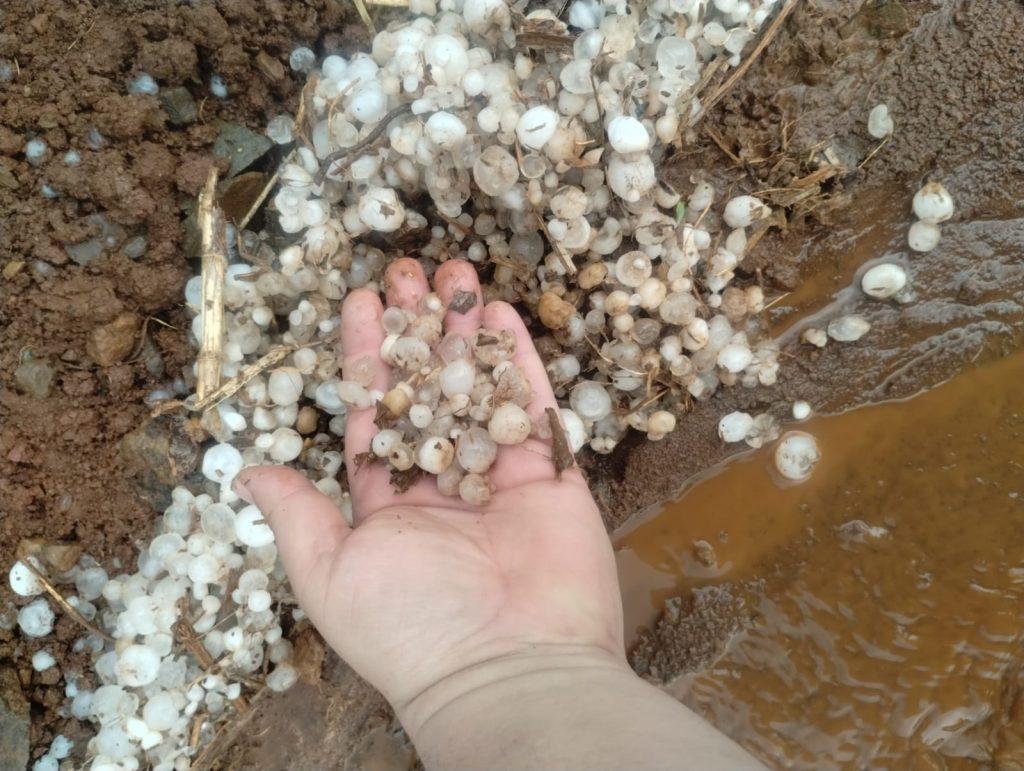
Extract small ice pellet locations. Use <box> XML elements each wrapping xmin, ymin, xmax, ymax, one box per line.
<box><xmin>792</xmin><ymin>401</ymin><xmax>812</xmax><ymax>421</ymax></box>
<box><xmin>236</xmin><ymin>505</ymin><xmax>275</xmax><ymax>547</ymax></box>
<box><xmin>718</xmin><ymin>411</ymin><xmax>754</xmax><ymax>443</ymax></box>
<box><xmin>488</xmin><ymin>403</ymin><xmax>531</xmax><ymax>445</ymax></box>
<box><xmin>248</xmin><ymin>589</ymin><xmax>272</xmax><ymax>613</ymax></box>
<box><xmin>867</xmin><ymin>103</ymin><xmax>893</xmax><ymax>139</ymax></box>
<box><xmin>32</xmin><ymin>650</ymin><xmax>57</xmax><ymax>671</ymax></box>
<box><xmin>210</xmin><ymin>74</ymin><xmax>228</xmax><ymax>99</ymax></box>
<box><xmin>24</xmin><ymin>138</ymin><xmax>47</xmax><ymax>166</ymax></box>
<box><xmin>202</xmin><ymin>443</ymin><xmax>244</xmax><ymax>484</ymax></box>
<box><xmin>827</xmin><ymin>315</ymin><xmax>871</xmax><ymax>342</ymax></box>
<box><xmin>912</xmin><ymin>181</ymin><xmax>954</xmax><ymax>224</ymax></box>
<box><xmin>128</xmin><ymin>73</ymin><xmax>159</xmax><ymax>96</ymax></box>
<box><xmin>18</xmin><ymin>599</ymin><xmax>54</xmax><ymax>637</ymax></box>
<box><xmin>49</xmin><ymin>735</ymin><xmax>73</xmax><ymax>760</ymax></box>
<box><xmin>9</xmin><ymin>560</ymin><xmax>45</xmax><ymax>597</ymax></box>
<box><xmin>861</xmin><ymin>263</ymin><xmax>908</xmax><ymax>300</ymax></box>
<box><xmin>907</xmin><ymin>220</ymin><xmax>940</xmax><ymax>252</ymax></box>
<box><xmin>32</xmin><ymin>755</ymin><xmax>58</xmax><ymax>771</ymax></box>
<box><xmin>289</xmin><ymin>46</ymin><xmax>317</xmax><ymax>73</ymax></box>
<box><xmin>774</xmin><ymin>431</ymin><xmax>821</xmax><ymax>482</ymax></box>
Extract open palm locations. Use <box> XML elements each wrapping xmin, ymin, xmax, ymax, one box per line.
<box><xmin>236</xmin><ymin>258</ymin><xmax>624</xmax><ymax>716</ymax></box>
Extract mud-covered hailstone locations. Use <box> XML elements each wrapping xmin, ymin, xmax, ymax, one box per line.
<box><xmin>723</xmin><ymin>195</ymin><xmax>770</xmax><ymax>229</ymax></box>
<box><xmin>912</xmin><ymin>181</ymin><xmax>954</xmax><ymax>224</ymax></box>
<box><xmin>202</xmin><ymin>442</ymin><xmax>244</xmax><ymax>484</ymax></box>
<box><xmin>718</xmin><ymin>411</ymin><xmax>754</xmax><ymax>443</ymax></box>
<box><xmin>774</xmin><ymin>431</ymin><xmax>821</xmax><ymax>482</ymax></box>
<box><xmin>358</xmin><ymin>187</ymin><xmax>405</xmax><ymax>232</ymax></box>
<box><xmin>867</xmin><ymin>103</ymin><xmax>894</xmax><ymax>139</ymax></box>
<box><xmin>416</xmin><ymin>437</ymin><xmax>456</xmax><ymax>474</ymax></box>
<box><xmin>827</xmin><ymin>315</ymin><xmax>871</xmax><ymax>342</ymax></box>
<box><xmin>907</xmin><ymin>220</ymin><xmax>941</xmax><ymax>252</ymax></box>
<box><xmin>607</xmin><ymin>116</ymin><xmax>650</xmax><ymax>154</ymax></box>
<box><xmin>861</xmin><ymin>263</ymin><xmax>907</xmax><ymax>299</ymax></box>
<box><xmin>515</xmin><ymin>106</ymin><xmax>559</xmax><ymax>150</ymax></box>
<box><xmin>18</xmin><ymin>599</ymin><xmax>54</xmax><ymax>637</ymax></box>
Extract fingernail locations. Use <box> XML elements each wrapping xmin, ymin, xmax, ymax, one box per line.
<box><xmin>232</xmin><ymin>470</ymin><xmax>254</xmax><ymax>503</ymax></box>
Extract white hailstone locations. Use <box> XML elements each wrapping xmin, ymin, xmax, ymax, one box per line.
<box><xmin>570</xmin><ymin>381</ymin><xmax>612</xmax><ymax>422</ymax></box>
<box><xmin>143</xmin><ymin>692</ymin><xmax>179</xmax><ymax>732</ymax></box>
<box><xmin>236</xmin><ymin>505</ymin><xmax>275</xmax><ymax>547</ymax></box>
<box><xmin>248</xmin><ymin>589</ymin><xmax>273</xmax><ymax>613</ymax></box>
<box><xmin>95</xmin><ymin>725</ymin><xmax>133</xmax><ymax>760</ymax></box>
<box><xmin>516</xmin><ymin>106</ymin><xmax>559</xmax><ymax>150</ymax></box>
<box><xmin>9</xmin><ymin>560</ymin><xmax>44</xmax><ymax>597</ymax></box>
<box><xmin>268</xmin><ymin>367</ymin><xmax>304</xmax><ymax>405</ymax></box>
<box><xmin>456</xmin><ymin>427</ymin><xmax>498</xmax><ymax>473</ymax></box>
<box><xmin>861</xmin><ymin>263</ymin><xmax>908</xmax><ymax>299</ymax></box>
<box><xmin>266</xmin><ymin>664</ymin><xmax>299</xmax><ymax>692</ymax></box>
<box><xmin>32</xmin><ymin>650</ymin><xmax>56</xmax><ymax>671</ymax></box>
<box><xmin>569</xmin><ymin>0</ymin><xmax>603</xmax><ymax>28</ymax></box>
<box><xmin>606</xmin><ymin>152</ymin><xmax>656</xmax><ymax>203</ymax></box>
<box><xmin>425</xmin><ymin>111</ymin><xmax>467</xmax><ymax>149</ymax></box>
<box><xmin>372</xmin><ymin>429</ymin><xmax>402</xmax><ymax>457</ymax></box>
<box><xmin>116</xmin><ymin>644</ymin><xmax>160</xmax><ymax>687</ymax></box>
<box><xmin>717</xmin><ymin>343</ymin><xmax>753</xmax><ymax>373</ymax></box>
<box><xmin>559</xmin><ymin>409</ymin><xmax>588</xmax><ymax>453</ymax></box>
<box><xmin>440</xmin><ymin>359</ymin><xmax>476</xmax><ymax>397</ymax></box>
<box><xmin>488</xmin><ymin>403</ymin><xmax>531</xmax><ymax>445</ymax></box>
<box><xmin>912</xmin><ymin>181</ymin><xmax>954</xmax><ymax>224</ymax></box>
<box><xmin>647</xmin><ymin>410</ymin><xmax>676</xmax><ymax>439</ymax></box>
<box><xmin>723</xmin><ymin>195</ymin><xmax>770</xmax><ymax>229</ymax></box>
<box><xmin>289</xmin><ymin>46</ymin><xmax>316</xmax><ymax>73</ymax></box>
<box><xmin>908</xmin><ymin>220</ymin><xmax>941</xmax><ymax>252</ymax></box>
<box><xmin>49</xmin><ymin>736</ymin><xmax>73</xmax><ymax>760</ymax></box>
<box><xmin>792</xmin><ymin>401</ymin><xmax>812</xmax><ymax>421</ymax></box>
<box><xmin>358</xmin><ymin>187</ymin><xmax>406</xmax><ymax>232</ymax></box>
<box><xmin>269</xmin><ymin>427</ymin><xmax>304</xmax><ymax>462</ymax></box>
<box><xmin>867</xmin><ymin>103</ymin><xmax>894</xmax><ymax>139</ymax></box>
<box><xmin>201</xmin><ymin>504</ymin><xmax>236</xmax><ymax>543</ymax></box>
<box><xmin>718</xmin><ymin>411</ymin><xmax>754</xmax><ymax>443</ymax></box>
<box><xmin>607</xmin><ymin>116</ymin><xmax>650</xmax><ymax>154</ymax></box>
<box><xmin>18</xmin><ymin>599</ymin><xmax>54</xmax><ymax>637</ymax></box>
<box><xmin>202</xmin><ymin>443</ymin><xmax>244</xmax><ymax>485</ymax></box>
<box><xmin>416</xmin><ymin>438</ymin><xmax>456</xmax><ymax>474</ymax></box>
<box><xmin>32</xmin><ymin>755</ymin><xmax>57</xmax><ymax>771</ymax></box>
<box><xmin>801</xmin><ymin>327</ymin><xmax>828</xmax><ymax>348</ymax></box>
<box><xmin>774</xmin><ymin>431</ymin><xmax>821</xmax><ymax>482</ymax></box>
<box><xmin>827</xmin><ymin>315</ymin><xmax>871</xmax><ymax>342</ymax></box>
<box><xmin>76</xmin><ymin>566</ymin><xmax>108</xmax><ymax>601</ymax></box>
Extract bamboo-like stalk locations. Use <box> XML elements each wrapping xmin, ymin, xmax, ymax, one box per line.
<box><xmin>196</xmin><ymin>168</ymin><xmax>226</xmax><ymax>403</ymax></box>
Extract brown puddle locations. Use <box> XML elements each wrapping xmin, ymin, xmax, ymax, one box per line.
<box><xmin>616</xmin><ymin>352</ymin><xmax>1024</xmax><ymax>768</ymax></box>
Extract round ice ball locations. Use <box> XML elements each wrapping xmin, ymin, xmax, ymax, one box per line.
<box><xmin>515</xmin><ymin>106</ymin><xmax>559</xmax><ymax>151</ymax></box>
<box><xmin>827</xmin><ymin>315</ymin><xmax>871</xmax><ymax>342</ymax></box>
<box><xmin>912</xmin><ymin>181</ymin><xmax>954</xmax><ymax>224</ymax></box>
<box><xmin>425</xmin><ymin>111</ymin><xmax>467</xmax><ymax>150</ymax></box>
<box><xmin>358</xmin><ymin>186</ymin><xmax>405</xmax><ymax>232</ymax></box>
<box><xmin>723</xmin><ymin>195</ymin><xmax>770</xmax><ymax>229</ymax></box>
<box><xmin>18</xmin><ymin>599</ymin><xmax>54</xmax><ymax>637</ymax></box>
<box><xmin>861</xmin><ymin>263</ymin><xmax>907</xmax><ymax>299</ymax></box>
<box><xmin>202</xmin><ymin>443</ymin><xmax>244</xmax><ymax>485</ymax></box>
<box><xmin>907</xmin><ymin>220</ymin><xmax>940</xmax><ymax>252</ymax></box>
<box><xmin>570</xmin><ymin>381</ymin><xmax>612</xmax><ymax>422</ymax></box>
<box><xmin>116</xmin><ymin>644</ymin><xmax>161</xmax><ymax>687</ymax></box>
<box><xmin>268</xmin><ymin>367</ymin><xmax>303</xmax><ymax>406</ymax></box>
<box><xmin>607</xmin><ymin>116</ymin><xmax>650</xmax><ymax>154</ymax></box>
<box><xmin>236</xmin><ymin>505</ymin><xmax>275</xmax><ymax>547</ymax></box>
<box><xmin>774</xmin><ymin>431</ymin><xmax>821</xmax><ymax>482</ymax></box>
<box><xmin>9</xmin><ymin>560</ymin><xmax>44</xmax><ymax>597</ymax></box>
<box><xmin>718</xmin><ymin>411</ymin><xmax>753</xmax><ymax>443</ymax></box>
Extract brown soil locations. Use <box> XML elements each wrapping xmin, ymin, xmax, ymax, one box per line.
<box><xmin>3</xmin><ymin>0</ymin><xmax>1022</xmax><ymax>767</ymax></box>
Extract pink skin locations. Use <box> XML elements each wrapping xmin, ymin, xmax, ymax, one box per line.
<box><xmin>234</xmin><ymin>258</ymin><xmax>623</xmax><ymax>725</ymax></box>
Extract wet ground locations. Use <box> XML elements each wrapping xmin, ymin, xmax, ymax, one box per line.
<box><xmin>621</xmin><ymin>351</ymin><xmax>1024</xmax><ymax>768</ymax></box>
<box><xmin>3</xmin><ymin>0</ymin><xmax>1024</xmax><ymax>767</ymax></box>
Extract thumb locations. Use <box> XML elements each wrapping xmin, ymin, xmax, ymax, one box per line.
<box><xmin>233</xmin><ymin>466</ymin><xmax>350</xmax><ymax>605</ymax></box>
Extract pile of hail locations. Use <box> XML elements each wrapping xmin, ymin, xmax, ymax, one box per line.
<box><xmin>10</xmin><ymin>0</ymin><xmax>803</xmax><ymax>768</ymax></box>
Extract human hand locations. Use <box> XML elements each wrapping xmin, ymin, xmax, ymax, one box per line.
<box><xmin>234</xmin><ymin>258</ymin><xmax>625</xmax><ymax>735</ymax></box>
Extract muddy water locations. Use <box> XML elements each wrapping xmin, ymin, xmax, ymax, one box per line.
<box><xmin>616</xmin><ymin>352</ymin><xmax>1024</xmax><ymax>768</ymax></box>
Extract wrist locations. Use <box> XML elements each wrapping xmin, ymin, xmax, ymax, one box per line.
<box><xmin>396</xmin><ymin>643</ymin><xmax>631</xmax><ymax>752</ymax></box>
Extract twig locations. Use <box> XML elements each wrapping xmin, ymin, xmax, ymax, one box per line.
<box><xmin>352</xmin><ymin>0</ymin><xmax>377</xmax><ymax>34</ymax></box>
<box><xmin>315</xmin><ymin>102</ymin><xmax>414</xmax><ymax>183</ymax></box>
<box><xmin>20</xmin><ymin>559</ymin><xmax>113</xmax><ymax>642</ymax></box>
<box><xmin>703</xmin><ymin>125</ymin><xmax>742</xmax><ymax>164</ymax></box>
<box><xmin>191</xmin><ymin>688</ymin><xmax>270</xmax><ymax>771</ymax></box>
<box><xmin>173</xmin><ymin>605</ymin><xmax>249</xmax><ymax>715</ymax></box>
<box><xmin>858</xmin><ymin>136</ymin><xmax>889</xmax><ymax>170</ymax></box>
<box><xmin>196</xmin><ymin>168</ymin><xmax>226</xmax><ymax>403</ymax></box>
<box><xmin>66</xmin><ymin>17</ymin><xmax>97</xmax><ymax>53</ymax></box>
<box><xmin>150</xmin><ymin>344</ymin><xmax>299</xmax><ymax>417</ymax></box>
<box><xmin>237</xmin><ymin>167</ymin><xmax>281</xmax><ymax>231</ymax></box>
<box><xmin>689</xmin><ymin>0</ymin><xmax>798</xmax><ymax>126</ymax></box>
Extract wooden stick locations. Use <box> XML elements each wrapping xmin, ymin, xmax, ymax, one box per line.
<box><xmin>689</xmin><ymin>0</ymin><xmax>798</xmax><ymax>127</ymax></box>
<box><xmin>196</xmin><ymin>168</ymin><xmax>226</xmax><ymax>402</ymax></box>
<box><xmin>20</xmin><ymin>558</ymin><xmax>113</xmax><ymax>642</ymax></box>
<box><xmin>352</xmin><ymin>0</ymin><xmax>376</xmax><ymax>36</ymax></box>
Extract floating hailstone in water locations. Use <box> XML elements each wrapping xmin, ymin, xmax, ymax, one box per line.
<box><xmin>718</xmin><ymin>411</ymin><xmax>754</xmax><ymax>443</ymax></box>
<box><xmin>912</xmin><ymin>181</ymin><xmax>955</xmax><ymax>225</ymax></box>
<box><xmin>861</xmin><ymin>263</ymin><xmax>908</xmax><ymax>299</ymax></box>
<box><xmin>907</xmin><ymin>220</ymin><xmax>940</xmax><ymax>252</ymax></box>
<box><xmin>792</xmin><ymin>401</ymin><xmax>812</xmax><ymax>421</ymax></box>
<box><xmin>202</xmin><ymin>442</ymin><xmax>244</xmax><ymax>484</ymax></box>
<box><xmin>867</xmin><ymin>103</ymin><xmax>894</xmax><ymax>139</ymax></box>
<box><xmin>827</xmin><ymin>314</ymin><xmax>871</xmax><ymax>342</ymax></box>
<box><xmin>774</xmin><ymin>431</ymin><xmax>821</xmax><ymax>482</ymax></box>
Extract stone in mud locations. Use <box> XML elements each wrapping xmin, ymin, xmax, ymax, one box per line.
<box><xmin>218</xmin><ymin>171</ymin><xmax>268</xmax><ymax>224</ymax></box>
<box><xmin>0</xmin><ymin>667</ymin><xmax>29</xmax><ymax>771</ymax></box>
<box><xmin>13</xmin><ymin>357</ymin><xmax>55</xmax><ymax>399</ymax></box>
<box><xmin>86</xmin><ymin>312</ymin><xmax>140</xmax><ymax>367</ymax></box>
<box><xmin>160</xmin><ymin>87</ymin><xmax>198</xmax><ymax>126</ymax></box>
<box><xmin>119</xmin><ymin>417</ymin><xmax>200</xmax><ymax>511</ymax></box>
<box><xmin>213</xmin><ymin>122</ymin><xmax>273</xmax><ymax>178</ymax></box>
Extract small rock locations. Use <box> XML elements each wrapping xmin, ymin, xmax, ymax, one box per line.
<box><xmin>2</xmin><ymin>260</ymin><xmax>25</xmax><ymax>280</ymax></box>
<box><xmin>159</xmin><ymin>87</ymin><xmax>198</xmax><ymax>126</ymax></box>
<box><xmin>0</xmin><ymin>161</ymin><xmax>18</xmax><ymax>191</ymax></box>
<box><xmin>218</xmin><ymin>171</ymin><xmax>267</xmax><ymax>224</ymax></box>
<box><xmin>86</xmin><ymin>312</ymin><xmax>140</xmax><ymax>367</ymax></box>
<box><xmin>213</xmin><ymin>122</ymin><xmax>273</xmax><ymax>178</ymax></box>
<box><xmin>0</xmin><ymin>667</ymin><xmax>29</xmax><ymax>771</ymax></box>
<box><xmin>538</xmin><ymin>291</ymin><xmax>575</xmax><ymax>330</ymax></box>
<box><xmin>256</xmin><ymin>51</ymin><xmax>285</xmax><ymax>83</ymax></box>
<box><xmin>120</xmin><ymin>417</ymin><xmax>200</xmax><ymax>510</ymax></box>
<box><xmin>13</xmin><ymin>358</ymin><xmax>55</xmax><ymax>399</ymax></box>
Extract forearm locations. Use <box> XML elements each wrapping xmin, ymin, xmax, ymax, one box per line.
<box><xmin>399</xmin><ymin>645</ymin><xmax>763</xmax><ymax>770</ymax></box>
